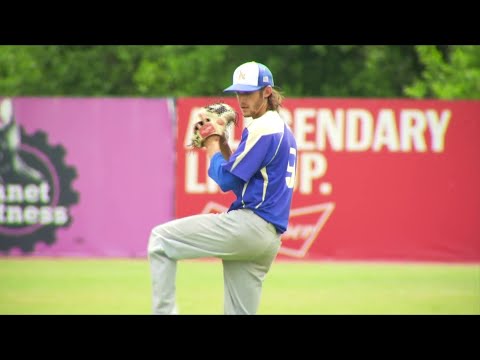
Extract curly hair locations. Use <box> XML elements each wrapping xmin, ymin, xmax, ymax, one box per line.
<box><xmin>266</xmin><ymin>87</ymin><xmax>284</xmax><ymax>112</ymax></box>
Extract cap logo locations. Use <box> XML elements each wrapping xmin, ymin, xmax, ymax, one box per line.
<box><xmin>263</xmin><ymin>76</ymin><xmax>269</xmax><ymax>83</ymax></box>
<box><xmin>238</xmin><ymin>71</ymin><xmax>246</xmax><ymax>81</ymax></box>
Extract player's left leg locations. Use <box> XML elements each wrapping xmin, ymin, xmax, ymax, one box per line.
<box><xmin>148</xmin><ymin>239</ymin><xmax>178</xmax><ymax>314</ymax></box>
<box><xmin>148</xmin><ymin>209</ymin><xmax>280</xmax><ymax>314</ymax></box>
<box><xmin>222</xmin><ymin>236</ymin><xmax>280</xmax><ymax>315</ymax></box>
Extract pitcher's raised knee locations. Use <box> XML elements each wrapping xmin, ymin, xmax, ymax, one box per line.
<box><xmin>147</xmin><ymin>225</ymin><xmax>167</xmax><ymax>255</ymax></box>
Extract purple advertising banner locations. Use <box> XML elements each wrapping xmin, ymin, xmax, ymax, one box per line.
<box><xmin>0</xmin><ymin>97</ymin><xmax>175</xmax><ymax>257</ymax></box>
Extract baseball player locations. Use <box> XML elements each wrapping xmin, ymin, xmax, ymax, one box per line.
<box><xmin>148</xmin><ymin>61</ymin><xmax>297</xmax><ymax>315</ymax></box>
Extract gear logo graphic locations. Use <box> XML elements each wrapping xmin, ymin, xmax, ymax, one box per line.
<box><xmin>0</xmin><ymin>98</ymin><xmax>79</xmax><ymax>254</ymax></box>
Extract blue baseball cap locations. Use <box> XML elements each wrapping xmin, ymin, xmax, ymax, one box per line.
<box><xmin>223</xmin><ymin>61</ymin><xmax>274</xmax><ymax>92</ymax></box>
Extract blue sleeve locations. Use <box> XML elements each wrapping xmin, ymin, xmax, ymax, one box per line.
<box><xmin>208</xmin><ymin>152</ymin><xmax>244</xmax><ymax>192</ymax></box>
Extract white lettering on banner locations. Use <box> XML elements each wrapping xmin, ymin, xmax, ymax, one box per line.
<box><xmin>54</xmin><ymin>206</ymin><xmax>69</xmax><ymax>225</ymax></box>
<box><xmin>0</xmin><ymin>204</ymin><xmax>68</xmax><ymax>226</ymax></box>
<box><xmin>316</xmin><ymin>109</ymin><xmax>344</xmax><ymax>151</ymax></box>
<box><xmin>183</xmin><ymin>106</ymin><xmax>452</xmax><ymax>196</ymax></box>
<box><xmin>372</xmin><ymin>109</ymin><xmax>400</xmax><ymax>152</ymax></box>
<box><xmin>0</xmin><ymin>183</ymin><xmax>51</xmax><ymax>203</ymax></box>
<box><xmin>299</xmin><ymin>152</ymin><xmax>327</xmax><ymax>194</ymax></box>
<box><xmin>346</xmin><ymin>109</ymin><xmax>374</xmax><ymax>151</ymax></box>
<box><xmin>294</xmin><ymin>108</ymin><xmax>316</xmax><ymax>150</ymax></box>
<box><xmin>426</xmin><ymin>109</ymin><xmax>451</xmax><ymax>152</ymax></box>
<box><xmin>292</xmin><ymin>107</ymin><xmax>451</xmax><ymax>153</ymax></box>
<box><xmin>185</xmin><ymin>152</ymin><xmax>205</xmax><ymax>193</ymax></box>
<box><xmin>400</xmin><ymin>110</ymin><xmax>428</xmax><ymax>152</ymax></box>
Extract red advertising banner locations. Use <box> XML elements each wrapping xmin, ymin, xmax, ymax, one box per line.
<box><xmin>175</xmin><ymin>98</ymin><xmax>480</xmax><ymax>263</ymax></box>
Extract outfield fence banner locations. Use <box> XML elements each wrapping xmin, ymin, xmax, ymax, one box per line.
<box><xmin>175</xmin><ymin>97</ymin><xmax>480</xmax><ymax>262</ymax></box>
<box><xmin>0</xmin><ymin>97</ymin><xmax>175</xmax><ymax>257</ymax></box>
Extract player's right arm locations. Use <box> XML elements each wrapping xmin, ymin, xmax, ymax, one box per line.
<box><xmin>205</xmin><ymin>136</ymin><xmax>244</xmax><ymax>192</ymax></box>
<box><xmin>208</xmin><ymin>152</ymin><xmax>244</xmax><ymax>192</ymax></box>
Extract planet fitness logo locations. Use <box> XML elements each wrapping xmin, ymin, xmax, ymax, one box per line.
<box><xmin>0</xmin><ymin>98</ymin><xmax>79</xmax><ymax>254</ymax></box>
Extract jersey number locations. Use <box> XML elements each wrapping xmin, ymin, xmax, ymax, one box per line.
<box><xmin>285</xmin><ymin>147</ymin><xmax>297</xmax><ymax>189</ymax></box>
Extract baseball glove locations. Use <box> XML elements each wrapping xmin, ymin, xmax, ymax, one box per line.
<box><xmin>191</xmin><ymin>102</ymin><xmax>238</xmax><ymax>148</ymax></box>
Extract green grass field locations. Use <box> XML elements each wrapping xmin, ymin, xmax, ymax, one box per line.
<box><xmin>0</xmin><ymin>258</ymin><xmax>478</xmax><ymax>314</ymax></box>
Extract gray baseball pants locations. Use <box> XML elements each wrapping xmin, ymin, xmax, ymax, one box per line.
<box><xmin>147</xmin><ymin>208</ymin><xmax>281</xmax><ymax>315</ymax></box>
